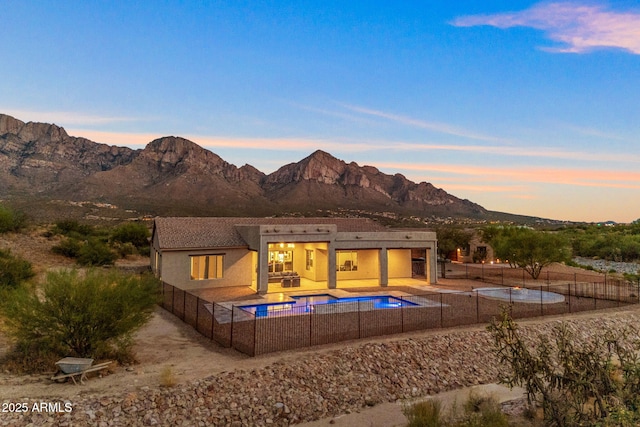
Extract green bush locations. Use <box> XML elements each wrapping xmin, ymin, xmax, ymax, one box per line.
<box><xmin>0</xmin><ymin>249</ymin><xmax>34</xmax><ymax>289</ymax></box>
<box><xmin>113</xmin><ymin>241</ymin><xmax>137</xmax><ymax>258</ymax></box>
<box><xmin>0</xmin><ymin>269</ymin><xmax>159</xmax><ymax>366</ymax></box>
<box><xmin>52</xmin><ymin>219</ymin><xmax>94</xmax><ymax>237</ymax></box>
<box><xmin>0</xmin><ymin>205</ymin><xmax>27</xmax><ymax>233</ymax></box>
<box><xmin>110</xmin><ymin>222</ymin><xmax>150</xmax><ymax>249</ymax></box>
<box><xmin>51</xmin><ymin>237</ymin><xmax>83</xmax><ymax>258</ymax></box>
<box><xmin>77</xmin><ymin>239</ymin><xmax>117</xmax><ymax>266</ymax></box>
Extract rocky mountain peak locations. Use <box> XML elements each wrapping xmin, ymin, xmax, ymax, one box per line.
<box><xmin>298</xmin><ymin>150</ymin><xmax>347</xmax><ymax>183</ymax></box>
<box><xmin>263</xmin><ymin>149</ymin><xmax>348</xmax><ymax>187</ymax></box>
<box><xmin>143</xmin><ymin>136</ymin><xmax>220</xmax><ymax>166</ymax></box>
<box><xmin>0</xmin><ymin>112</ymin><xmax>498</xmax><ymax>220</ymax></box>
<box><xmin>0</xmin><ymin>114</ymin><xmax>69</xmax><ymax>143</ymax></box>
<box><xmin>140</xmin><ymin>136</ymin><xmax>262</xmax><ymax>183</ymax></box>
<box><xmin>0</xmin><ymin>114</ymin><xmax>25</xmax><ymax>135</ymax></box>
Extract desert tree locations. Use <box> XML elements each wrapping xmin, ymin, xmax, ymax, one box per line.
<box><xmin>484</xmin><ymin>226</ymin><xmax>570</xmax><ymax>279</ymax></box>
<box><xmin>435</xmin><ymin>226</ymin><xmax>474</xmax><ymax>260</ymax></box>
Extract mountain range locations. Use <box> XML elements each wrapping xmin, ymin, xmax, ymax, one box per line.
<box><xmin>0</xmin><ymin>113</ymin><xmax>538</xmax><ymax>223</ymax></box>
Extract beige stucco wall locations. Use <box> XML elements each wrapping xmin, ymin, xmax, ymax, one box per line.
<box><xmin>159</xmin><ymin>248</ymin><xmax>253</xmax><ymax>291</ymax></box>
<box><xmin>336</xmin><ymin>249</ymin><xmax>379</xmax><ymax>280</ymax></box>
<box><xmin>294</xmin><ymin>243</ymin><xmax>329</xmax><ymax>282</ymax></box>
<box><xmin>388</xmin><ymin>249</ymin><xmax>412</xmax><ymax>278</ymax></box>
<box><xmin>315</xmin><ymin>248</ymin><xmax>329</xmax><ymax>281</ymax></box>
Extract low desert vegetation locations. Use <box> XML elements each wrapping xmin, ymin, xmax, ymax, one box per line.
<box><xmin>0</xmin><ymin>269</ymin><xmax>160</xmax><ymax>372</ymax></box>
<box><xmin>159</xmin><ymin>365</ymin><xmax>177</xmax><ymax>388</ymax></box>
<box><xmin>0</xmin><ymin>249</ymin><xmax>34</xmax><ymax>289</ymax></box>
<box><xmin>559</xmin><ymin>219</ymin><xmax>640</xmax><ymax>263</ymax></box>
<box><xmin>406</xmin><ymin>310</ymin><xmax>640</xmax><ymax>426</ymax></box>
<box><xmin>50</xmin><ymin>219</ymin><xmax>150</xmax><ymax>266</ymax></box>
<box><xmin>488</xmin><ymin>310</ymin><xmax>640</xmax><ymax>427</ymax></box>
<box><xmin>0</xmin><ymin>204</ymin><xmax>27</xmax><ymax>233</ymax></box>
<box><xmin>403</xmin><ymin>393</ymin><xmax>511</xmax><ymax>427</ymax></box>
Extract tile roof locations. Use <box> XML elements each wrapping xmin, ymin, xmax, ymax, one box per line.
<box><xmin>154</xmin><ymin>217</ymin><xmax>387</xmax><ymax>249</ymax></box>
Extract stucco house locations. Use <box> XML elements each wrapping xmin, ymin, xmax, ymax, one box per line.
<box><xmin>151</xmin><ymin>217</ymin><xmax>438</xmax><ymax>294</ymax></box>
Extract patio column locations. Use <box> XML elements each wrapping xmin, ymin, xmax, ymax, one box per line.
<box><xmin>425</xmin><ymin>248</ymin><xmax>431</xmax><ymax>283</ymax></box>
<box><xmin>328</xmin><ymin>247</ymin><xmax>337</xmax><ymax>289</ymax></box>
<box><xmin>379</xmin><ymin>248</ymin><xmax>388</xmax><ymax>287</ymax></box>
<box><xmin>257</xmin><ymin>241</ymin><xmax>270</xmax><ymax>294</ymax></box>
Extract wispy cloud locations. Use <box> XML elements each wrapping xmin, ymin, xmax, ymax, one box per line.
<box><xmin>4</xmin><ymin>109</ymin><xmax>144</xmax><ymax>126</ymax></box>
<box><xmin>452</xmin><ymin>2</ymin><xmax>640</xmax><ymax>54</ymax></box>
<box><xmin>393</xmin><ymin>141</ymin><xmax>640</xmax><ymax>163</ymax></box>
<box><xmin>376</xmin><ymin>162</ymin><xmax>640</xmax><ymax>190</ymax></box>
<box><xmin>341</xmin><ymin>103</ymin><xmax>512</xmax><ymax>143</ymax></box>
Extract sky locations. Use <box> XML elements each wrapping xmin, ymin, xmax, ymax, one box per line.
<box><xmin>1</xmin><ymin>1</ymin><xmax>639</xmax><ymax>223</ymax></box>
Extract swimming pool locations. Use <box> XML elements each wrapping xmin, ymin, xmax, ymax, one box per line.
<box><xmin>239</xmin><ymin>294</ymin><xmax>418</xmax><ymax>317</ymax></box>
<box><xmin>473</xmin><ymin>287</ymin><xmax>565</xmax><ymax>304</ymax></box>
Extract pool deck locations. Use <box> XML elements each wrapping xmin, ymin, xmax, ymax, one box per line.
<box><xmin>187</xmin><ymin>277</ymin><xmax>482</xmax><ymax>305</ymax></box>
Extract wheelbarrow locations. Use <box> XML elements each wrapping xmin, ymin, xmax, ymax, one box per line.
<box><xmin>51</xmin><ymin>357</ymin><xmax>113</xmax><ymax>385</ymax></box>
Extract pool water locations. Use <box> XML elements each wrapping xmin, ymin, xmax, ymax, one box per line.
<box><xmin>240</xmin><ymin>294</ymin><xmax>417</xmax><ymax>317</ymax></box>
<box><xmin>473</xmin><ymin>287</ymin><xmax>565</xmax><ymax>304</ymax></box>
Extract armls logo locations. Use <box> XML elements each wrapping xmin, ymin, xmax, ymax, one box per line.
<box><xmin>31</xmin><ymin>402</ymin><xmax>73</xmax><ymax>413</ymax></box>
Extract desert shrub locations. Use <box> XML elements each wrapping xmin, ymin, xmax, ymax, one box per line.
<box><xmin>0</xmin><ymin>269</ymin><xmax>159</xmax><ymax>369</ymax></box>
<box><xmin>159</xmin><ymin>365</ymin><xmax>177</xmax><ymax>388</ymax></box>
<box><xmin>110</xmin><ymin>222</ymin><xmax>150</xmax><ymax>249</ymax></box>
<box><xmin>137</xmin><ymin>244</ymin><xmax>150</xmax><ymax>257</ymax></box>
<box><xmin>404</xmin><ymin>394</ymin><xmax>510</xmax><ymax>427</ymax></box>
<box><xmin>457</xmin><ymin>394</ymin><xmax>509</xmax><ymax>427</ymax></box>
<box><xmin>52</xmin><ymin>219</ymin><xmax>94</xmax><ymax>237</ymax></box>
<box><xmin>112</xmin><ymin>241</ymin><xmax>137</xmax><ymax>258</ymax></box>
<box><xmin>77</xmin><ymin>239</ymin><xmax>117</xmax><ymax>266</ymax></box>
<box><xmin>0</xmin><ymin>249</ymin><xmax>34</xmax><ymax>289</ymax></box>
<box><xmin>404</xmin><ymin>399</ymin><xmax>444</xmax><ymax>427</ymax></box>
<box><xmin>0</xmin><ymin>205</ymin><xmax>27</xmax><ymax>233</ymax></box>
<box><xmin>51</xmin><ymin>237</ymin><xmax>83</xmax><ymax>258</ymax></box>
<box><xmin>488</xmin><ymin>310</ymin><xmax>640</xmax><ymax>427</ymax></box>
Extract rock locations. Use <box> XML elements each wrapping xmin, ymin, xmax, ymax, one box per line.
<box><xmin>4</xmin><ymin>310</ymin><xmax>640</xmax><ymax>426</ymax></box>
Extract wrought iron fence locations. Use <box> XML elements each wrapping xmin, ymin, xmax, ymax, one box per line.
<box><xmin>160</xmin><ymin>277</ymin><xmax>639</xmax><ymax>357</ymax></box>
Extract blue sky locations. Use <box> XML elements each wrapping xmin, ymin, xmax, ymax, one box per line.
<box><xmin>1</xmin><ymin>1</ymin><xmax>639</xmax><ymax>222</ymax></box>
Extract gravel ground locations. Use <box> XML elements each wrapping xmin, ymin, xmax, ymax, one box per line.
<box><xmin>3</xmin><ymin>307</ymin><xmax>640</xmax><ymax>426</ymax></box>
<box><xmin>573</xmin><ymin>257</ymin><xmax>640</xmax><ymax>275</ymax></box>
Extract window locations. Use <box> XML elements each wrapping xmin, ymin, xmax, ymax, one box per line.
<box><xmin>337</xmin><ymin>251</ymin><xmax>358</xmax><ymax>271</ymax></box>
<box><xmin>190</xmin><ymin>255</ymin><xmax>223</xmax><ymax>280</ymax></box>
<box><xmin>268</xmin><ymin>244</ymin><xmax>294</xmax><ymax>272</ymax></box>
<box><xmin>305</xmin><ymin>249</ymin><xmax>314</xmax><ymax>270</ymax></box>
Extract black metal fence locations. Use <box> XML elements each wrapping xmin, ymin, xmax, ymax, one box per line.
<box><xmin>444</xmin><ymin>263</ymin><xmax>640</xmax><ymax>289</ymax></box>
<box><xmin>160</xmin><ymin>275</ymin><xmax>640</xmax><ymax>357</ymax></box>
